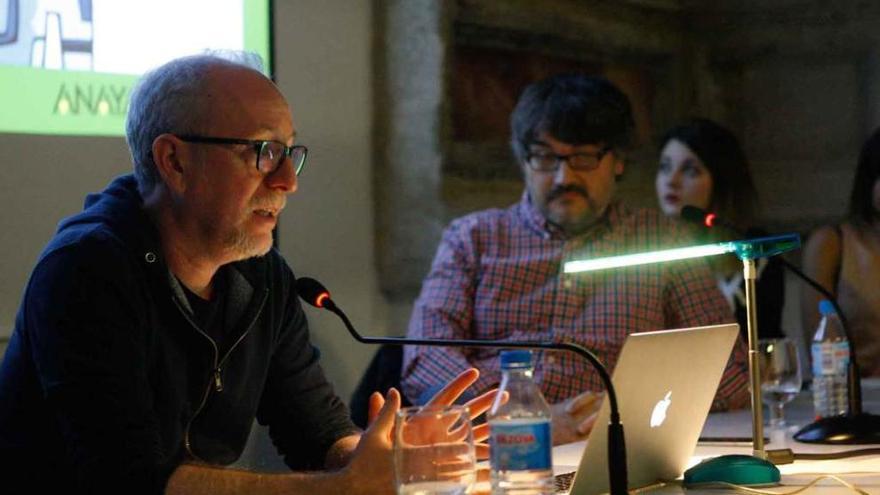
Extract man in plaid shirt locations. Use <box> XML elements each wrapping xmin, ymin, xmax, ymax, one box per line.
<box><xmin>402</xmin><ymin>74</ymin><xmax>749</xmax><ymax>445</ymax></box>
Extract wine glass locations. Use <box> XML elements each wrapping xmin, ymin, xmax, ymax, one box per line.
<box><xmin>758</xmin><ymin>338</ymin><xmax>803</xmax><ymax>428</ymax></box>
<box><xmin>394</xmin><ymin>404</ymin><xmax>476</xmax><ymax>495</ymax></box>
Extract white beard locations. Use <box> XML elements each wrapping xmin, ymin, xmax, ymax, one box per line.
<box><xmin>222</xmin><ymin>226</ymin><xmax>273</xmax><ymax>260</ymax></box>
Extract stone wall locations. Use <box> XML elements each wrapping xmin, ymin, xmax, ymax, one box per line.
<box><xmin>690</xmin><ymin>1</ymin><xmax>880</xmax><ymax>230</ymax></box>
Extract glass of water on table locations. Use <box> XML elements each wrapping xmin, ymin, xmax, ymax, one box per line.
<box><xmin>394</xmin><ymin>404</ymin><xmax>477</xmax><ymax>495</ymax></box>
<box><xmin>758</xmin><ymin>338</ymin><xmax>803</xmax><ymax>429</ymax></box>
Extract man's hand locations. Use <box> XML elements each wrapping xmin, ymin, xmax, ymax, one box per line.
<box><xmin>166</xmin><ymin>389</ymin><xmax>402</xmax><ymax>495</ymax></box>
<box><xmin>550</xmin><ymin>391</ymin><xmax>602</xmax><ymax>445</ymax></box>
<box><xmin>341</xmin><ymin>388</ymin><xmax>402</xmax><ymax>494</ymax></box>
<box><xmin>368</xmin><ymin>368</ymin><xmax>502</xmax><ymax>459</ymax></box>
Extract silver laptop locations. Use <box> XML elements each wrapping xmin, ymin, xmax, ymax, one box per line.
<box><xmin>563</xmin><ymin>323</ymin><xmax>740</xmax><ymax>495</ymax></box>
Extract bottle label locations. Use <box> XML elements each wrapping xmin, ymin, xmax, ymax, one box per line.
<box><xmin>811</xmin><ymin>341</ymin><xmax>850</xmax><ymax>376</ymax></box>
<box><xmin>489</xmin><ymin>419</ymin><xmax>552</xmax><ymax>471</ymax></box>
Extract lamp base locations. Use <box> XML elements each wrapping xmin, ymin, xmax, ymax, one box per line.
<box><xmin>683</xmin><ymin>454</ymin><xmax>780</xmax><ymax>488</ymax></box>
<box><xmin>794</xmin><ymin>412</ymin><xmax>880</xmax><ymax>444</ymax></box>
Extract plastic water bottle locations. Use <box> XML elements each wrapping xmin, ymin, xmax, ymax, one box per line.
<box><xmin>488</xmin><ymin>350</ymin><xmax>554</xmax><ymax>495</ymax></box>
<box><xmin>811</xmin><ymin>300</ymin><xmax>850</xmax><ymax>418</ymax></box>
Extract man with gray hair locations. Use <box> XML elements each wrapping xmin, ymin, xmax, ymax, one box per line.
<box><xmin>0</xmin><ymin>54</ymin><xmax>490</xmax><ymax>494</ymax></box>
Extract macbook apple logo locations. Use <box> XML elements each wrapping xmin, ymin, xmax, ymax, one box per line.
<box><xmin>650</xmin><ymin>391</ymin><xmax>672</xmax><ymax>428</ymax></box>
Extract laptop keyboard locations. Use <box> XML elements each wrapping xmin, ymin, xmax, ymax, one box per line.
<box><xmin>555</xmin><ymin>471</ymin><xmax>576</xmax><ymax>493</ymax></box>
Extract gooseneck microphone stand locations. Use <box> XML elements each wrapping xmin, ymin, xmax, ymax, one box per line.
<box><xmin>681</xmin><ymin>205</ymin><xmax>880</xmax><ymax>444</ymax></box>
<box><xmin>295</xmin><ymin>277</ymin><xmax>628</xmax><ymax>495</ymax></box>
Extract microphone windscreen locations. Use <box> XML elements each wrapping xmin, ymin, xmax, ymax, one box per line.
<box><xmin>680</xmin><ymin>205</ymin><xmax>708</xmax><ymax>224</ymax></box>
<box><xmin>295</xmin><ymin>277</ymin><xmax>331</xmax><ymax>307</ymax></box>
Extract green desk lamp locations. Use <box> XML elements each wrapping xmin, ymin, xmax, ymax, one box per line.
<box><xmin>563</xmin><ymin>233</ymin><xmax>801</xmax><ymax>488</ymax></box>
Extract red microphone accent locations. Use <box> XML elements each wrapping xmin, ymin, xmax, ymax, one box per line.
<box><xmin>315</xmin><ymin>292</ymin><xmax>330</xmax><ymax>308</ymax></box>
<box><xmin>704</xmin><ymin>213</ymin><xmax>716</xmax><ymax>228</ymax></box>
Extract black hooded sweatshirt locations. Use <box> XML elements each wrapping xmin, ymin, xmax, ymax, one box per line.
<box><xmin>0</xmin><ymin>175</ymin><xmax>357</xmax><ymax>494</ymax></box>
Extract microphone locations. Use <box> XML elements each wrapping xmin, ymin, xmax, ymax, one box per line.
<box><xmin>296</xmin><ymin>276</ymin><xmax>629</xmax><ymax>495</ymax></box>
<box><xmin>681</xmin><ymin>206</ymin><xmax>847</xmax><ymax>320</ymax></box>
<box><xmin>680</xmin><ymin>206</ymin><xmax>880</xmax><ymax>444</ymax></box>
<box><xmin>681</xmin><ymin>205</ymin><xmax>732</xmax><ymax>230</ymax></box>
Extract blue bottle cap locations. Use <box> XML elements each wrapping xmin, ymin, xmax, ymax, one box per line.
<box><xmin>819</xmin><ymin>300</ymin><xmax>836</xmax><ymax>315</ymax></box>
<box><xmin>500</xmin><ymin>350</ymin><xmax>533</xmax><ymax>368</ymax></box>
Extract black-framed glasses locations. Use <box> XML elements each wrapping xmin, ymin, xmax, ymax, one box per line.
<box><xmin>525</xmin><ymin>145</ymin><xmax>611</xmax><ymax>172</ymax></box>
<box><xmin>176</xmin><ymin>135</ymin><xmax>308</xmax><ymax>176</ymax></box>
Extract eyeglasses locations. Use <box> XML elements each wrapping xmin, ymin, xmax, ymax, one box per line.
<box><xmin>525</xmin><ymin>146</ymin><xmax>611</xmax><ymax>172</ymax></box>
<box><xmin>176</xmin><ymin>135</ymin><xmax>307</xmax><ymax>176</ymax></box>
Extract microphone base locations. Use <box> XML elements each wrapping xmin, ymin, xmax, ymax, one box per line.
<box><xmin>683</xmin><ymin>454</ymin><xmax>780</xmax><ymax>488</ymax></box>
<box><xmin>793</xmin><ymin>413</ymin><xmax>880</xmax><ymax>444</ymax></box>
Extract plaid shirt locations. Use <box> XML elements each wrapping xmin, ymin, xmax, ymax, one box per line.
<box><xmin>402</xmin><ymin>193</ymin><xmax>749</xmax><ymax>411</ymax></box>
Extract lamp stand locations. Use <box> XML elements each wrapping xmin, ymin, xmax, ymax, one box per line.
<box><xmin>683</xmin><ymin>258</ymin><xmax>781</xmax><ymax>487</ymax></box>
<box><xmin>743</xmin><ymin>259</ymin><xmax>767</xmax><ymax>458</ymax></box>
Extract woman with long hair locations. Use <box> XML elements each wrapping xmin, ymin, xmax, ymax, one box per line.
<box><xmin>801</xmin><ymin>128</ymin><xmax>880</xmax><ymax>376</ymax></box>
<box><xmin>656</xmin><ymin>118</ymin><xmax>785</xmax><ymax>340</ymax></box>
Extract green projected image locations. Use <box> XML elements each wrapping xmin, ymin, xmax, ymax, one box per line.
<box><xmin>0</xmin><ymin>0</ymin><xmax>271</xmax><ymax>137</ymax></box>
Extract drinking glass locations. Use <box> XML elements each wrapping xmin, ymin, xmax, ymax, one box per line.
<box><xmin>758</xmin><ymin>338</ymin><xmax>803</xmax><ymax>428</ymax></box>
<box><xmin>394</xmin><ymin>404</ymin><xmax>476</xmax><ymax>495</ymax></box>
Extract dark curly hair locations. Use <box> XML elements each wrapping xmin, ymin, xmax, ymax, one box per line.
<box><xmin>510</xmin><ymin>74</ymin><xmax>635</xmax><ymax>164</ymax></box>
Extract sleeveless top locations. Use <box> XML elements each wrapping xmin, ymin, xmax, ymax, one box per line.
<box><xmin>837</xmin><ymin>223</ymin><xmax>880</xmax><ymax>376</ymax></box>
